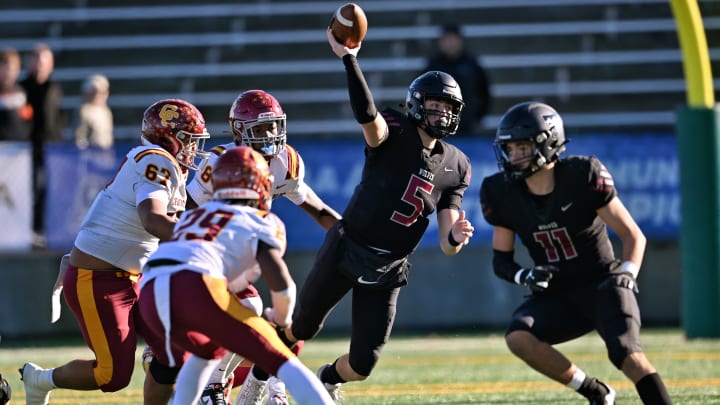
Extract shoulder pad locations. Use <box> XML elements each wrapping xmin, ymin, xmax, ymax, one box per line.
<box><xmin>284</xmin><ymin>145</ymin><xmax>301</xmax><ymax>180</ymax></box>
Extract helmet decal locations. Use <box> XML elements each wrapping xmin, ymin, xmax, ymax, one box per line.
<box><xmin>159</xmin><ymin>104</ymin><xmax>180</xmax><ymax>128</ymax></box>
<box><xmin>141</xmin><ymin>98</ymin><xmax>210</xmax><ymax>171</ymax></box>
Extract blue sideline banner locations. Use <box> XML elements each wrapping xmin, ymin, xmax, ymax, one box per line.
<box><xmin>46</xmin><ymin>145</ymin><xmax>123</xmax><ymax>252</ymax></box>
<box><xmin>45</xmin><ymin>134</ymin><xmax>679</xmax><ymax>252</ymax></box>
<box><xmin>0</xmin><ymin>142</ymin><xmax>32</xmax><ymax>252</ymax></box>
<box><xmin>272</xmin><ymin>133</ymin><xmax>679</xmax><ymax>250</ymax></box>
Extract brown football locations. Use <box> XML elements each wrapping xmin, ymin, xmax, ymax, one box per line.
<box><xmin>329</xmin><ymin>3</ymin><xmax>368</xmax><ymax>48</ymax></box>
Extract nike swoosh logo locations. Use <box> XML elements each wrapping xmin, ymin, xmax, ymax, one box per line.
<box><xmin>444</xmin><ymin>167</ymin><xmax>453</xmax><ymax>172</ymax></box>
<box><xmin>561</xmin><ymin>202</ymin><xmax>573</xmax><ymax>212</ymax></box>
<box><xmin>357</xmin><ymin>276</ymin><xmax>379</xmax><ymax>285</ymax></box>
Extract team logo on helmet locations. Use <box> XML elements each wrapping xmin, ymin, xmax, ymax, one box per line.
<box><xmin>159</xmin><ymin>104</ymin><xmax>180</xmax><ymax>128</ymax></box>
<box><xmin>141</xmin><ymin>99</ymin><xmax>210</xmax><ymax>171</ymax></box>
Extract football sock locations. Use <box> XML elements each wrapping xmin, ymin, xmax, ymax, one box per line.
<box><xmin>566</xmin><ymin>368</ymin><xmax>586</xmax><ymax>390</ymax></box>
<box><xmin>44</xmin><ymin>368</ymin><xmax>57</xmax><ymax>389</ymax></box>
<box><xmin>320</xmin><ymin>360</ymin><xmax>346</xmax><ymax>385</ymax></box>
<box><xmin>636</xmin><ymin>372</ymin><xmax>673</xmax><ymax>405</ymax></box>
<box><xmin>251</xmin><ymin>365</ymin><xmax>270</xmax><ymax>381</ymax></box>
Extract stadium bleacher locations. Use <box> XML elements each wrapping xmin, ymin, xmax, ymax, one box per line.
<box><xmin>0</xmin><ymin>0</ymin><xmax>717</xmax><ymax>139</ymax></box>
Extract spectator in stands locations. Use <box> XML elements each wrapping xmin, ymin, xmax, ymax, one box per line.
<box><xmin>423</xmin><ymin>23</ymin><xmax>491</xmax><ymax>137</ymax></box>
<box><xmin>0</xmin><ymin>47</ymin><xmax>32</xmax><ymax>141</ymax></box>
<box><xmin>73</xmin><ymin>74</ymin><xmax>113</xmax><ymax>150</ymax></box>
<box><xmin>20</xmin><ymin>43</ymin><xmax>64</xmax><ymax>248</ymax></box>
<box><xmin>480</xmin><ymin>101</ymin><xmax>673</xmax><ymax>405</ymax></box>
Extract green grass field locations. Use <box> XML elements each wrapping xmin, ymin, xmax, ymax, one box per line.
<box><xmin>2</xmin><ymin>328</ymin><xmax>719</xmax><ymax>404</ymax></box>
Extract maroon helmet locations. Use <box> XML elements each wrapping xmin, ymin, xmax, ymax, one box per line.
<box><xmin>228</xmin><ymin>90</ymin><xmax>287</xmax><ymax>157</ymax></box>
<box><xmin>141</xmin><ymin>98</ymin><xmax>210</xmax><ymax>170</ymax></box>
<box><xmin>212</xmin><ymin>146</ymin><xmax>274</xmax><ymax>211</ymax></box>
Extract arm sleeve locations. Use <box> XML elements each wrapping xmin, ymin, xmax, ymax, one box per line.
<box><xmin>342</xmin><ymin>54</ymin><xmax>377</xmax><ymax>124</ymax></box>
<box><xmin>493</xmin><ymin>249</ymin><xmax>523</xmax><ymax>284</ymax></box>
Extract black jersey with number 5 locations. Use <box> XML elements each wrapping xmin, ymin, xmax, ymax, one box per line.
<box><xmin>480</xmin><ymin>155</ymin><xmax>618</xmax><ymax>287</ymax></box>
<box><xmin>342</xmin><ymin>108</ymin><xmax>471</xmax><ymax>258</ymax></box>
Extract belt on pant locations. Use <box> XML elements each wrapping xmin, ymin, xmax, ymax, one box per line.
<box><xmin>145</xmin><ymin>258</ymin><xmax>183</xmax><ymax>270</ymax></box>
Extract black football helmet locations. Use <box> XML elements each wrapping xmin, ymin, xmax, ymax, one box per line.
<box><xmin>494</xmin><ymin>101</ymin><xmax>567</xmax><ymax>180</ymax></box>
<box><xmin>405</xmin><ymin>71</ymin><xmax>465</xmax><ymax>139</ymax></box>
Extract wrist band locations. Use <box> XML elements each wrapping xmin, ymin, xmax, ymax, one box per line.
<box><xmin>621</xmin><ymin>261</ymin><xmax>639</xmax><ymax>279</ymax></box>
<box><xmin>448</xmin><ymin>231</ymin><xmax>461</xmax><ymax>247</ymax></box>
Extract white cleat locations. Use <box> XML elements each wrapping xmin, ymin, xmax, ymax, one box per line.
<box><xmin>235</xmin><ymin>371</ymin><xmax>268</xmax><ymax>405</ymax></box>
<box><xmin>265</xmin><ymin>377</ymin><xmax>289</xmax><ymax>405</ymax></box>
<box><xmin>19</xmin><ymin>362</ymin><xmax>52</xmax><ymax>405</ymax></box>
<box><xmin>317</xmin><ymin>364</ymin><xmax>342</xmax><ymax>404</ymax></box>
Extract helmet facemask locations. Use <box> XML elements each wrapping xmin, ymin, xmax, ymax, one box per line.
<box><xmin>415</xmin><ymin>96</ymin><xmax>464</xmax><ymax>139</ymax></box>
<box><xmin>494</xmin><ymin>134</ymin><xmax>552</xmax><ymax>181</ymax></box>
<box><xmin>175</xmin><ymin>129</ymin><xmax>210</xmax><ymax>171</ymax></box>
<box><xmin>231</xmin><ymin>113</ymin><xmax>287</xmax><ymax>157</ymax></box>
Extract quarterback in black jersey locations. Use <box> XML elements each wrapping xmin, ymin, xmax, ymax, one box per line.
<box><xmin>480</xmin><ymin>102</ymin><xmax>672</xmax><ymax>405</ymax></box>
<box><xmin>274</xmin><ymin>28</ymin><xmax>474</xmax><ymax>401</ymax></box>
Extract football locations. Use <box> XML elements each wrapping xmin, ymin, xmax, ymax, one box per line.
<box><xmin>329</xmin><ymin>3</ymin><xmax>368</xmax><ymax>48</ymax></box>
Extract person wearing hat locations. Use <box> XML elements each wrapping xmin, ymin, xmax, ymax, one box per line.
<box><xmin>74</xmin><ymin>73</ymin><xmax>113</xmax><ymax>149</ymax></box>
<box><xmin>423</xmin><ymin>23</ymin><xmax>492</xmax><ymax>137</ymax></box>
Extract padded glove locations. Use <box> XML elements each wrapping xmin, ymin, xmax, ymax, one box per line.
<box><xmin>519</xmin><ymin>265</ymin><xmax>558</xmax><ymax>293</ymax></box>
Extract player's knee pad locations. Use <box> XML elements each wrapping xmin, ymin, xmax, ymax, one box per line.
<box><xmin>149</xmin><ymin>357</ymin><xmax>181</xmax><ymax>385</ymax></box>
